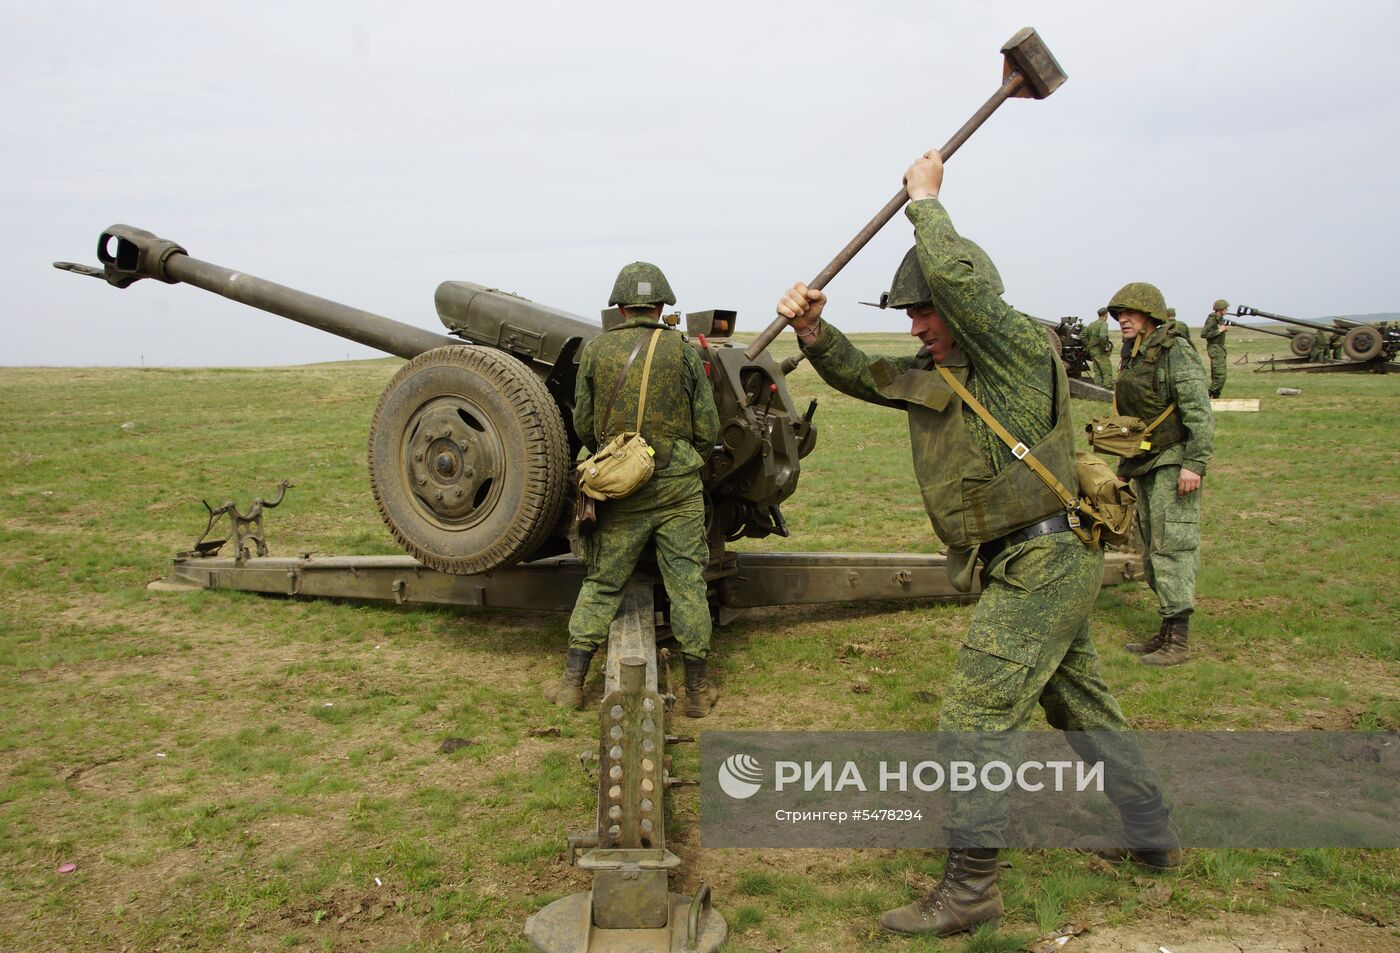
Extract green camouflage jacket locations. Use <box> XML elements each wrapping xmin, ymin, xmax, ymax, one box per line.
<box><xmin>1115</xmin><ymin>322</ymin><xmax>1215</xmax><ymax>479</ymax></box>
<box><xmin>1202</xmin><ymin>313</ymin><xmax>1227</xmax><ymax>345</ymax></box>
<box><xmin>1082</xmin><ymin>317</ymin><xmax>1113</xmax><ymax>354</ymax></box>
<box><xmin>574</xmin><ymin>319</ymin><xmax>719</xmax><ymax>476</ymax></box>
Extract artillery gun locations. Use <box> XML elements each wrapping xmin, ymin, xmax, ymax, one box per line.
<box><xmin>1235</xmin><ymin>305</ymin><xmax>1399</xmax><ymax>366</ymax></box>
<box><xmin>57</xmin><ymin>225</ymin><xmax>814</xmax><ymax>578</ymax></box>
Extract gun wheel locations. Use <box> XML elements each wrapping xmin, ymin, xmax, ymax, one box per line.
<box><xmin>1342</xmin><ymin>325</ymin><xmax>1384</xmax><ymax>362</ymax></box>
<box><xmin>1289</xmin><ymin>333</ymin><xmax>1314</xmax><ymax>358</ymax></box>
<box><xmin>369</xmin><ymin>345</ymin><xmax>569</xmax><ymax>574</ymax></box>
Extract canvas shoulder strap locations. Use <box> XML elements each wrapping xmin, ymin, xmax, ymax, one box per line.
<box><xmin>1142</xmin><ymin>402</ymin><xmax>1178</xmax><ymax>436</ymax></box>
<box><xmin>934</xmin><ymin>365</ymin><xmax>1078</xmax><ymax>511</ymax></box>
<box><xmin>633</xmin><ymin>330</ymin><xmax>663</xmax><ymax>430</ymax></box>
<box><xmin>600</xmin><ymin>328</ymin><xmax>659</xmax><ymax>434</ymax></box>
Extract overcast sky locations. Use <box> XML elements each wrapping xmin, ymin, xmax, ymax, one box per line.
<box><xmin>4</xmin><ymin>1</ymin><xmax>1397</xmax><ymax>366</ymax></box>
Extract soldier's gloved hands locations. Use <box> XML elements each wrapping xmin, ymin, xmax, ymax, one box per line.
<box><xmin>777</xmin><ymin>283</ymin><xmax>826</xmax><ymax>335</ymax></box>
<box><xmin>904</xmin><ymin>148</ymin><xmax>944</xmax><ymax>202</ymax></box>
<box><xmin>1177</xmin><ymin>468</ymin><xmax>1202</xmax><ymax>496</ymax></box>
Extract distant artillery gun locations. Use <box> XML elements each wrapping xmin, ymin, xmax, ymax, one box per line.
<box><xmin>1036</xmin><ymin>315</ymin><xmax>1112</xmax><ymax>402</ymax></box>
<box><xmin>1235</xmin><ymin>306</ymin><xmax>1399</xmax><ymax>371</ymax></box>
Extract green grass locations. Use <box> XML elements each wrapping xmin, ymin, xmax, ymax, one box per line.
<box><xmin>1</xmin><ymin>331</ymin><xmax>1397</xmax><ymax>951</ymax></box>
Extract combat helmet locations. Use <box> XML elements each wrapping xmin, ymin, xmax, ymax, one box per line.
<box><xmin>1107</xmin><ymin>282</ymin><xmax>1168</xmax><ymax>324</ymax></box>
<box><xmin>1213</xmin><ymin>298</ymin><xmax>1229</xmax><ymax>312</ymax></box>
<box><xmin>1166</xmin><ymin>307</ymin><xmax>1176</xmax><ymax>319</ymax></box>
<box><xmin>880</xmin><ymin>238</ymin><xmax>1004</xmax><ymax>309</ymax></box>
<box><xmin>609</xmin><ymin>261</ymin><xmax>676</xmax><ymax>308</ymax></box>
<box><xmin>1096</xmin><ymin>306</ymin><xmax>1108</xmax><ymax>317</ymax></box>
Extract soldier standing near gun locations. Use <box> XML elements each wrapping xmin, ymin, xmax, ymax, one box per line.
<box><xmin>1109</xmin><ymin>286</ymin><xmax>1215</xmax><ymax>665</ymax></box>
<box><xmin>1201</xmin><ymin>299</ymin><xmax>1230</xmax><ymax>397</ymax></box>
<box><xmin>1083</xmin><ymin>305</ymin><xmax>1115</xmax><ymax>387</ymax></box>
<box><xmin>547</xmin><ymin>263</ymin><xmax>722</xmax><ymax>717</ymax></box>
<box><xmin>777</xmin><ymin>149</ymin><xmax>1178</xmax><ymax>939</ymax></box>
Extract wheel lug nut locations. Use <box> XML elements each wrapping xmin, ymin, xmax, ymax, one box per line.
<box><xmin>414</xmin><ymin>452</ymin><xmax>423</xmax><ymax>462</ymax></box>
<box><xmin>417</xmin><ymin>477</ymin><xmax>427</xmax><ymax>486</ymax></box>
<box><xmin>434</xmin><ymin>491</ymin><xmax>443</xmax><ymax>501</ymax></box>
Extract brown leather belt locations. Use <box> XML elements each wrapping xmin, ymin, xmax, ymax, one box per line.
<box><xmin>979</xmin><ymin>512</ymin><xmax>1073</xmax><ymax>566</ymax></box>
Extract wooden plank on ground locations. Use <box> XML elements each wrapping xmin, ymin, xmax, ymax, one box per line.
<box><xmin>1211</xmin><ymin>398</ymin><xmax>1260</xmax><ymax>412</ymax></box>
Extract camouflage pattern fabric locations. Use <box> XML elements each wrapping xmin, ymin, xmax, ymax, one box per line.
<box><xmin>1115</xmin><ymin>323</ymin><xmax>1215</xmax><ymax>482</ymax></box>
<box><xmin>1081</xmin><ymin>318</ymin><xmax>1115</xmax><ymax>387</ymax></box>
<box><xmin>569</xmin><ymin>318</ymin><xmax>719</xmax><ymax>657</ymax></box>
<box><xmin>568</xmin><ymin>472</ymin><xmax>712</xmax><ymax>657</ymax></box>
<box><xmin>1202</xmin><ymin>313</ymin><xmax>1228</xmax><ymax>395</ymax></box>
<box><xmin>801</xmin><ymin>198</ymin><xmax>1161</xmax><ymax>844</ymax></box>
<box><xmin>1131</xmin><ymin>464</ymin><xmax>1201</xmax><ymax>619</ymax></box>
<box><xmin>939</xmin><ymin>533</ymin><xmax>1161</xmax><ymax>843</ymax></box>
<box><xmin>574</xmin><ymin>319</ymin><xmax>720</xmax><ymax>474</ymax></box>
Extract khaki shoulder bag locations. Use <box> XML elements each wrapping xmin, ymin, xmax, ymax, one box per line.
<box><xmin>577</xmin><ymin>329</ymin><xmax>661</xmax><ymax>502</ymax></box>
<box><xmin>1085</xmin><ymin>402</ymin><xmax>1177</xmax><ymax>460</ymax></box>
<box><xmin>935</xmin><ymin>366</ymin><xmax>1137</xmax><ymax>548</ymax></box>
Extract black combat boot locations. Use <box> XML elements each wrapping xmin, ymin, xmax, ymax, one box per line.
<box><xmin>879</xmin><ymin>848</ymin><xmax>1002</xmax><ymax>936</ymax></box>
<box><xmin>1074</xmin><ymin>794</ymin><xmax>1182</xmax><ymax>869</ymax></box>
<box><xmin>544</xmin><ymin>648</ymin><xmax>594</xmax><ymax>710</ymax></box>
<box><xmin>1125</xmin><ymin>618</ymin><xmax>1168</xmax><ymax>655</ymax></box>
<box><xmin>1141</xmin><ymin>617</ymin><xmax>1189</xmax><ymax>666</ymax></box>
<box><xmin>682</xmin><ymin>654</ymin><xmax>719</xmax><ymax>718</ymax></box>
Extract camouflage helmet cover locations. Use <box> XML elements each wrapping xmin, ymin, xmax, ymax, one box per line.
<box><xmin>1166</xmin><ymin>307</ymin><xmax>1176</xmax><ymax>318</ymax></box>
<box><xmin>609</xmin><ymin>261</ymin><xmax>676</xmax><ymax>308</ymax></box>
<box><xmin>1096</xmin><ymin>306</ymin><xmax>1109</xmax><ymax>317</ymax></box>
<box><xmin>881</xmin><ymin>238</ymin><xmax>1004</xmax><ymax>309</ymax></box>
<box><xmin>1107</xmin><ymin>281</ymin><xmax>1168</xmax><ymax>324</ymax></box>
<box><xmin>1213</xmin><ymin>298</ymin><xmax>1229</xmax><ymax>311</ymax></box>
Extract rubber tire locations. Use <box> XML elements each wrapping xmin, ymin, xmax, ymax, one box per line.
<box><xmin>369</xmin><ymin>345</ymin><xmax>569</xmax><ymax>574</ymax></box>
<box><xmin>1046</xmin><ymin>326</ymin><xmax>1064</xmax><ymax>357</ymax></box>
<box><xmin>1289</xmin><ymin>333</ymin><xmax>1313</xmax><ymax>358</ymax></box>
<box><xmin>1342</xmin><ymin>325</ymin><xmax>1384</xmax><ymax>362</ymax></box>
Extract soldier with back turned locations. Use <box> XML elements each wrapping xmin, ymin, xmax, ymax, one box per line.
<box><xmin>1082</xmin><ymin>305</ymin><xmax>1115</xmax><ymax>387</ymax></box>
<box><xmin>547</xmin><ymin>263</ymin><xmax>722</xmax><ymax>718</ymax></box>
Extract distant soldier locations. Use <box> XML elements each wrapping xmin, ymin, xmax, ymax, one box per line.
<box><xmin>549</xmin><ymin>262</ymin><xmax>722</xmax><ymax>717</ymax></box>
<box><xmin>1110</xmin><ymin>285</ymin><xmax>1215</xmax><ymax>665</ymax></box>
<box><xmin>1166</xmin><ymin>308</ymin><xmax>1194</xmax><ymax>344</ymax></box>
<box><xmin>1201</xmin><ymin>299</ymin><xmax>1230</xmax><ymax>397</ymax></box>
<box><xmin>1309</xmin><ymin>330</ymin><xmax>1340</xmax><ymax>363</ymax></box>
<box><xmin>1082</xmin><ymin>306</ymin><xmax>1115</xmax><ymax>387</ymax></box>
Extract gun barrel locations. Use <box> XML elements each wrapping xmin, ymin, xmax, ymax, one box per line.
<box><xmin>1235</xmin><ymin>306</ymin><xmax>1344</xmax><ymax>338</ymax></box>
<box><xmin>57</xmin><ymin>225</ymin><xmax>456</xmax><ymax>359</ymax></box>
<box><xmin>1222</xmin><ymin>319</ymin><xmax>1292</xmax><ymax>340</ymax></box>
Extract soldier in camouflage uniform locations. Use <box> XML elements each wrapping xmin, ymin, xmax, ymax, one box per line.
<box><xmin>547</xmin><ymin>262</ymin><xmax>722</xmax><ymax>717</ymax></box>
<box><xmin>1201</xmin><ymin>299</ymin><xmax>1230</xmax><ymax>397</ymax></box>
<box><xmin>777</xmin><ymin>149</ymin><xmax>1178</xmax><ymax>939</ymax></box>
<box><xmin>1110</xmin><ymin>285</ymin><xmax>1215</xmax><ymax>665</ymax></box>
<box><xmin>1082</xmin><ymin>306</ymin><xmax>1115</xmax><ymax>387</ymax></box>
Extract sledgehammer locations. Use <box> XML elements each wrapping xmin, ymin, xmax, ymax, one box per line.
<box><xmin>745</xmin><ymin>26</ymin><xmax>1067</xmax><ymax>360</ymax></box>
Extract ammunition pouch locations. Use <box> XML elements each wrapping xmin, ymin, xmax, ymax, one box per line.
<box><xmin>1072</xmin><ymin>451</ymin><xmax>1136</xmax><ymax>546</ymax></box>
<box><xmin>577</xmin><ymin>329</ymin><xmax>662</xmax><ymax>501</ymax></box>
<box><xmin>577</xmin><ymin>432</ymin><xmax>656</xmax><ymax>501</ymax></box>
<box><xmin>1086</xmin><ymin>404</ymin><xmax>1177</xmax><ymax>460</ymax></box>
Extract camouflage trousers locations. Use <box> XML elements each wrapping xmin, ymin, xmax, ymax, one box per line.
<box><xmin>1206</xmin><ymin>344</ymin><xmax>1227</xmax><ymax>396</ymax></box>
<box><xmin>938</xmin><ymin>532</ymin><xmax>1160</xmax><ymax>844</ymax></box>
<box><xmin>1132</xmin><ymin>464</ymin><xmax>1201</xmax><ymax>619</ymax></box>
<box><xmin>568</xmin><ymin>471</ymin><xmax>712</xmax><ymax>658</ymax></box>
<box><xmin>1089</xmin><ymin>352</ymin><xmax>1116</xmax><ymax>388</ymax></box>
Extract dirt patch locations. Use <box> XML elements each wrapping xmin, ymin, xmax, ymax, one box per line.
<box><xmin>1069</xmin><ymin>906</ymin><xmax>1399</xmax><ymax>952</ymax></box>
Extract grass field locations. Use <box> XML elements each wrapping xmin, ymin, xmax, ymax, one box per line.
<box><xmin>2</xmin><ymin>326</ymin><xmax>1397</xmax><ymax>952</ymax></box>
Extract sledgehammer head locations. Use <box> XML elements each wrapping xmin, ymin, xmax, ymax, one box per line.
<box><xmin>1001</xmin><ymin>27</ymin><xmax>1067</xmax><ymax>99</ymax></box>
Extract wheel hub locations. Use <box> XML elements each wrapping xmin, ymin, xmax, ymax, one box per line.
<box><xmin>404</xmin><ymin>400</ymin><xmax>502</xmax><ymax>524</ymax></box>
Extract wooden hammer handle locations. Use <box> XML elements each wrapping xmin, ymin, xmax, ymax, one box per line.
<box><xmin>746</xmin><ymin>71</ymin><xmax>1027</xmax><ymax>360</ymax></box>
